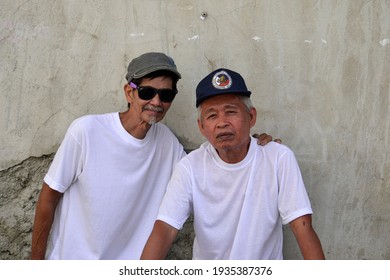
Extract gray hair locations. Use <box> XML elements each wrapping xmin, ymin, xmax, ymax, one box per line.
<box><xmin>197</xmin><ymin>95</ymin><xmax>254</xmax><ymax>119</ymax></box>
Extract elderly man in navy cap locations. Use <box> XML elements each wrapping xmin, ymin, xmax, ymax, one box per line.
<box><xmin>141</xmin><ymin>68</ymin><xmax>325</xmax><ymax>260</ymax></box>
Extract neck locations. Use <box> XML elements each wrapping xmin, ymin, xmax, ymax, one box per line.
<box><xmin>216</xmin><ymin>138</ymin><xmax>251</xmax><ymax>164</ymax></box>
<box><xmin>119</xmin><ymin>110</ymin><xmax>152</xmax><ymax>139</ymax></box>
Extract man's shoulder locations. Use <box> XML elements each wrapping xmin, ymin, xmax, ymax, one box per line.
<box><xmin>67</xmin><ymin>112</ymin><xmax>116</xmax><ymax>134</ymax></box>
<box><xmin>71</xmin><ymin>112</ymin><xmax>114</xmax><ymax>124</ymax></box>
<box><xmin>179</xmin><ymin>141</ymin><xmax>209</xmax><ymax>162</ymax></box>
<box><xmin>257</xmin><ymin>139</ymin><xmax>292</xmax><ymax>154</ymax></box>
<box><xmin>257</xmin><ymin>140</ymin><xmax>299</xmax><ymax>168</ymax></box>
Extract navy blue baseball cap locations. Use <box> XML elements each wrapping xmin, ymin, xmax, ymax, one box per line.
<box><xmin>196</xmin><ymin>68</ymin><xmax>251</xmax><ymax>107</ymax></box>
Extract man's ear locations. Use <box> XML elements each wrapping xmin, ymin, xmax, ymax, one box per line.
<box><xmin>197</xmin><ymin>117</ymin><xmax>206</xmax><ymax>137</ymax></box>
<box><xmin>249</xmin><ymin>107</ymin><xmax>257</xmax><ymax>128</ymax></box>
<box><xmin>124</xmin><ymin>83</ymin><xmax>134</xmax><ymax>104</ymax></box>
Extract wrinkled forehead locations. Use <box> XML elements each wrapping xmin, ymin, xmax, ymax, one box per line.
<box><xmin>199</xmin><ymin>94</ymin><xmax>246</xmax><ymax>115</ymax></box>
<box><xmin>201</xmin><ymin>94</ymin><xmax>242</xmax><ymax>108</ymax></box>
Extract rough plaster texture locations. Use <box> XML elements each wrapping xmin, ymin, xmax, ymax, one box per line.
<box><xmin>0</xmin><ymin>155</ymin><xmax>53</xmax><ymax>259</ymax></box>
<box><xmin>1</xmin><ymin>0</ymin><xmax>390</xmax><ymax>259</ymax></box>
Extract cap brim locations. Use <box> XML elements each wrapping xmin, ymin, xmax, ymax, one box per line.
<box><xmin>132</xmin><ymin>66</ymin><xmax>181</xmax><ymax>79</ymax></box>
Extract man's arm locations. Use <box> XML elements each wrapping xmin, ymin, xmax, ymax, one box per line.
<box><xmin>289</xmin><ymin>214</ymin><xmax>325</xmax><ymax>260</ymax></box>
<box><xmin>141</xmin><ymin>220</ymin><xmax>179</xmax><ymax>260</ymax></box>
<box><xmin>31</xmin><ymin>182</ymin><xmax>62</xmax><ymax>259</ymax></box>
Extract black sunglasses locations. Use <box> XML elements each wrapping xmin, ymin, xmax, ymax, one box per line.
<box><xmin>130</xmin><ymin>82</ymin><xmax>177</xmax><ymax>103</ymax></box>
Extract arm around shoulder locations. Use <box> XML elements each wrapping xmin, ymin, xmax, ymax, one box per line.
<box><xmin>289</xmin><ymin>214</ymin><xmax>325</xmax><ymax>260</ymax></box>
<box><xmin>31</xmin><ymin>182</ymin><xmax>62</xmax><ymax>259</ymax></box>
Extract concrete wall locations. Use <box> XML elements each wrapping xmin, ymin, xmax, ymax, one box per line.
<box><xmin>1</xmin><ymin>0</ymin><xmax>389</xmax><ymax>259</ymax></box>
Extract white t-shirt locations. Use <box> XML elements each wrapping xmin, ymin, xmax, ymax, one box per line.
<box><xmin>157</xmin><ymin>137</ymin><xmax>312</xmax><ymax>259</ymax></box>
<box><xmin>44</xmin><ymin>112</ymin><xmax>186</xmax><ymax>259</ymax></box>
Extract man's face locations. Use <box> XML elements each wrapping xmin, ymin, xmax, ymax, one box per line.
<box><xmin>197</xmin><ymin>94</ymin><xmax>257</xmax><ymax>157</ymax></box>
<box><xmin>127</xmin><ymin>76</ymin><xmax>174</xmax><ymax>125</ymax></box>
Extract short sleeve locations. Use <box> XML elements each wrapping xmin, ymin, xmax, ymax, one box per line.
<box><xmin>44</xmin><ymin>122</ymin><xmax>85</xmax><ymax>193</ymax></box>
<box><xmin>157</xmin><ymin>160</ymin><xmax>193</xmax><ymax>230</ymax></box>
<box><xmin>277</xmin><ymin>147</ymin><xmax>313</xmax><ymax>225</ymax></box>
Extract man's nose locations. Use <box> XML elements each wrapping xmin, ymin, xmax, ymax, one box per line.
<box><xmin>216</xmin><ymin>117</ymin><xmax>229</xmax><ymax>128</ymax></box>
<box><xmin>149</xmin><ymin>92</ymin><xmax>162</xmax><ymax>105</ymax></box>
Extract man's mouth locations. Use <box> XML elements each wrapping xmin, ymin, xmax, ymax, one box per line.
<box><xmin>216</xmin><ymin>132</ymin><xmax>234</xmax><ymax>140</ymax></box>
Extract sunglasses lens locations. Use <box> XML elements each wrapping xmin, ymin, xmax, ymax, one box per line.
<box><xmin>137</xmin><ymin>87</ymin><xmax>156</xmax><ymax>100</ymax></box>
<box><xmin>137</xmin><ymin>86</ymin><xmax>177</xmax><ymax>103</ymax></box>
<box><xmin>158</xmin><ymin>89</ymin><xmax>177</xmax><ymax>102</ymax></box>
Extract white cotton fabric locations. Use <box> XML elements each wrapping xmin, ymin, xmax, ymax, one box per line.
<box><xmin>157</xmin><ymin>137</ymin><xmax>312</xmax><ymax>259</ymax></box>
<box><xmin>44</xmin><ymin>112</ymin><xmax>186</xmax><ymax>259</ymax></box>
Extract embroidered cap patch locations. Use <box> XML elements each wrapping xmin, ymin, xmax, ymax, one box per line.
<box><xmin>212</xmin><ymin>70</ymin><xmax>232</xmax><ymax>90</ymax></box>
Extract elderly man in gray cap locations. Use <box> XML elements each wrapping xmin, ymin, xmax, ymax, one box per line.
<box><xmin>31</xmin><ymin>53</ymin><xmax>275</xmax><ymax>260</ymax></box>
<box><xmin>31</xmin><ymin>52</ymin><xmax>186</xmax><ymax>260</ymax></box>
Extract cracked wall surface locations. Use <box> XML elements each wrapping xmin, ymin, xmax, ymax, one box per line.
<box><xmin>0</xmin><ymin>155</ymin><xmax>53</xmax><ymax>259</ymax></box>
<box><xmin>1</xmin><ymin>0</ymin><xmax>390</xmax><ymax>260</ymax></box>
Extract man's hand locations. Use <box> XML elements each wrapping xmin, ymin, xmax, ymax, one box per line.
<box><xmin>253</xmin><ymin>133</ymin><xmax>282</xmax><ymax>146</ymax></box>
